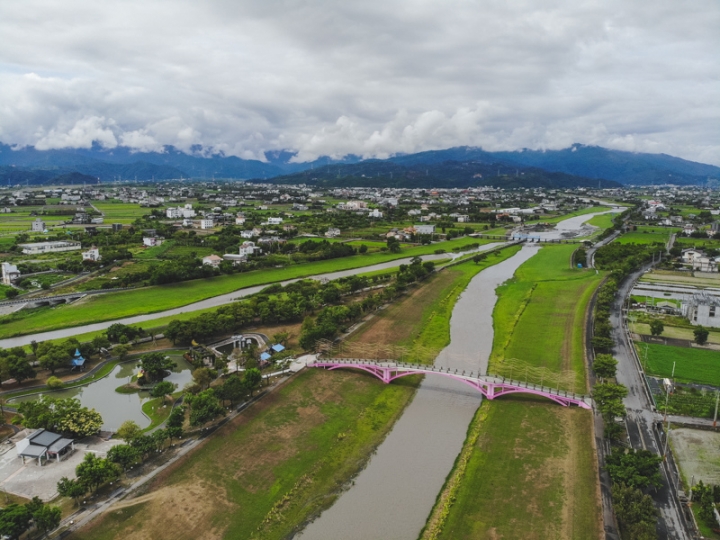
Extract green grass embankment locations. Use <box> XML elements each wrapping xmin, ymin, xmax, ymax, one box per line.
<box><xmin>0</xmin><ymin>237</ymin><xmax>495</xmax><ymax>339</ymax></box>
<box><xmin>422</xmin><ymin>244</ymin><xmax>603</xmax><ymax>539</ymax></box>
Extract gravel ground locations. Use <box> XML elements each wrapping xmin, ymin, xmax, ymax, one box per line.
<box><xmin>670</xmin><ymin>428</ymin><xmax>720</xmax><ymax>486</ymax></box>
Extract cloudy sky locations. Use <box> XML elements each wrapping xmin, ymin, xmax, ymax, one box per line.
<box><xmin>1</xmin><ymin>0</ymin><xmax>718</xmax><ymax>164</ymax></box>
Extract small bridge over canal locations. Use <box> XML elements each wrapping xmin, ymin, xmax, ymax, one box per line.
<box><xmin>309</xmin><ymin>359</ymin><xmax>592</xmax><ymax>409</ymax></box>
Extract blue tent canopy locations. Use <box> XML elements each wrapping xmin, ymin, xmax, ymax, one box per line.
<box><xmin>271</xmin><ymin>344</ymin><xmax>285</xmax><ymax>353</ymax></box>
<box><xmin>72</xmin><ymin>356</ymin><xmax>85</xmax><ymax>367</ymax></box>
<box><xmin>260</xmin><ymin>352</ymin><xmax>272</xmax><ymax>361</ymax></box>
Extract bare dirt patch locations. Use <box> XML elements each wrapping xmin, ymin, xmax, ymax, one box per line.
<box><xmin>670</xmin><ymin>428</ymin><xmax>720</xmax><ymax>486</ymax></box>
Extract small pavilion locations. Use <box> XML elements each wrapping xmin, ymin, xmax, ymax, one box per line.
<box><xmin>16</xmin><ymin>429</ymin><xmax>74</xmax><ymax>465</ymax></box>
<box><xmin>71</xmin><ymin>348</ymin><xmax>86</xmax><ymax>371</ymax></box>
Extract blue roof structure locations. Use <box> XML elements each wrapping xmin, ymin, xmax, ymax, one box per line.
<box><xmin>271</xmin><ymin>344</ymin><xmax>285</xmax><ymax>353</ymax></box>
<box><xmin>72</xmin><ymin>356</ymin><xmax>86</xmax><ymax>367</ymax></box>
<box><xmin>74</xmin><ymin>348</ymin><xmax>82</xmax><ymax>357</ymax></box>
<box><xmin>260</xmin><ymin>352</ymin><xmax>272</xmax><ymax>361</ymax></box>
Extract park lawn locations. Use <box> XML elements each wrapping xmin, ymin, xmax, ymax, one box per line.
<box><xmin>71</xmin><ymin>368</ymin><xmax>417</xmax><ymax>540</ymax></box>
<box><xmin>490</xmin><ymin>245</ymin><xmax>603</xmax><ymax>389</ymax></box>
<box><xmin>141</xmin><ymin>397</ymin><xmax>174</xmax><ymax>431</ymax></box>
<box><xmin>0</xmin><ymin>238</ymin><xmax>494</xmax><ymax>339</ymax></box>
<box><xmin>426</xmin><ymin>400</ymin><xmax>601</xmax><ymax>540</ymax></box>
<box><xmin>638</xmin><ymin>342</ymin><xmax>720</xmax><ymax>386</ymax></box>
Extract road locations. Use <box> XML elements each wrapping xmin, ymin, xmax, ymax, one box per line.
<box><xmin>0</xmin><ymin>243</ymin><xmax>505</xmax><ymax>348</ymax></box>
<box><xmin>611</xmin><ymin>265</ymin><xmax>692</xmax><ymax>539</ymax></box>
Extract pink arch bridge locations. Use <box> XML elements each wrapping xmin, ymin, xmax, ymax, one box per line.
<box><xmin>310</xmin><ymin>359</ymin><xmax>592</xmax><ymax>409</ymax></box>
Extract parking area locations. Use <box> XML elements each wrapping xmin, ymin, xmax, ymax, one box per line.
<box><xmin>0</xmin><ymin>433</ymin><xmax>121</xmax><ymax>501</ymax></box>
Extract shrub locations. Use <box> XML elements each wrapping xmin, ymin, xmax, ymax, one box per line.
<box><xmin>46</xmin><ymin>376</ymin><xmax>64</xmax><ymax>389</ymax></box>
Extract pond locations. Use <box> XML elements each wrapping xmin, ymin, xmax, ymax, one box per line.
<box><xmin>10</xmin><ymin>354</ymin><xmax>194</xmax><ymax>431</ymax></box>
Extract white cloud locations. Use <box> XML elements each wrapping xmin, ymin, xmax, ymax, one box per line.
<box><xmin>0</xmin><ymin>0</ymin><xmax>718</xmax><ymax>164</ymax></box>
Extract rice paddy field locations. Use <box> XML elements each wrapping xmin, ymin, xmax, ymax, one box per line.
<box><xmin>637</xmin><ymin>342</ymin><xmax>720</xmax><ymax>386</ymax></box>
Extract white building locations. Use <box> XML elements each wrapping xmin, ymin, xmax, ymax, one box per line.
<box><xmin>240</xmin><ymin>230</ymin><xmax>254</xmax><ymax>239</ymax></box>
<box><xmin>368</xmin><ymin>209</ymin><xmax>384</xmax><ymax>218</ymax></box>
<box><xmin>18</xmin><ymin>241</ymin><xmax>81</xmax><ymax>255</ymax></box>
<box><xmin>325</xmin><ymin>228</ymin><xmax>341</xmax><ymax>238</ymax></box>
<box><xmin>239</xmin><ymin>241</ymin><xmax>260</xmax><ymax>257</ymax></box>
<box><xmin>31</xmin><ymin>218</ymin><xmax>46</xmax><ymax>232</ymax></box>
<box><xmin>200</xmin><ymin>218</ymin><xmax>214</xmax><ymax>230</ymax></box>
<box><xmin>82</xmin><ymin>246</ymin><xmax>102</xmax><ymax>262</ymax></box>
<box><xmin>166</xmin><ymin>207</ymin><xmax>182</xmax><ymax>219</ymax></box>
<box><xmin>682</xmin><ymin>293</ymin><xmax>720</xmax><ymax>328</ymax></box>
<box><xmin>143</xmin><ymin>237</ymin><xmax>165</xmax><ymax>247</ymax></box>
<box><xmin>267</xmin><ymin>217</ymin><xmax>283</xmax><ymax>225</ymax></box>
<box><xmin>414</xmin><ymin>224</ymin><xmax>436</xmax><ymax>235</ymax></box>
<box><xmin>202</xmin><ymin>254</ymin><xmax>223</xmax><ymax>268</ymax></box>
<box><xmin>235</xmin><ymin>216</ymin><xmax>246</xmax><ymax>225</ymax></box>
<box><xmin>1</xmin><ymin>262</ymin><xmax>20</xmax><ymax>285</ymax></box>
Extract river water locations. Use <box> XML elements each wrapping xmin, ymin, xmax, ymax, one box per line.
<box><xmin>298</xmin><ymin>208</ymin><xmax>619</xmax><ymax>540</ymax></box>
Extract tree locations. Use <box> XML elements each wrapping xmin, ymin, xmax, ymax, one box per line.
<box><xmin>116</xmin><ymin>420</ymin><xmax>143</xmax><ymax>442</ymax></box>
<box><xmin>91</xmin><ymin>335</ymin><xmax>111</xmax><ymax>351</ymax></box>
<box><xmin>75</xmin><ymin>453</ymin><xmax>119</xmax><ymax>492</ymax></box>
<box><xmin>6</xmin><ymin>355</ymin><xmax>36</xmax><ymax>384</ymax></box>
<box><xmin>358</xmin><ymin>244</ymin><xmax>368</xmax><ymax>254</ymax></box>
<box><xmin>216</xmin><ymin>374</ymin><xmax>246</xmax><ymax>406</ymax></box>
<box><xmin>4</xmin><ymin>289</ymin><xmax>18</xmax><ymax>299</ymax></box>
<box><xmin>472</xmin><ymin>253</ymin><xmax>488</xmax><ymax>264</ymax></box>
<box><xmin>243</xmin><ymin>368</ymin><xmax>262</xmax><ymax>396</ymax></box>
<box><xmin>151</xmin><ymin>381</ymin><xmax>176</xmax><ymax>403</ymax></box>
<box><xmin>185</xmin><ymin>389</ymin><xmax>225</xmax><ymax>426</ymax></box>
<box><xmin>386</xmin><ymin>237</ymin><xmax>401</xmax><ymax>253</ymax></box>
<box><xmin>649</xmin><ymin>319</ymin><xmax>664</xmax><ymax>337</ymax></box>
<box><xmin>0</xmin><ymin>504</ymin><xmax>31</xmax><ymax>540</ymax></box>
<box><xmin>37</xmin><ymin>344</ymin><xmax>69</xmax><ymax>375</ymax></box>
<box><xmin>107</xmin><ymin>444</ymin><xmax>141</xmax><ymax>471</ymax></box>
<box><xmin>591</xmin><ymin>336</ymin><xmax>614</xmax><ymax>353</ymax></box>
<box><xmin>612</xmin><ymin>483</ymin><xmax>657</xmax><ymax>540</ymax></box>
<box><xmin>138</xmin><ymin>352</ymin><xmax>176</xmax><ymax>383</ymax></box>
<box><xmin>694</xmin><ymin>326</ymin><xmax>709</xmax><ymax>345</ymax></box>
<box><xmin>53</xmin><ymin>399</ymin><xmax>103</xmax><ymax>438</ymax></box>
<box><xmin>32</xmin><ymin>504</ymin><xmax>61</xmax><ymax>537</ymax></box>
<box><xmin>592</xmin><ymin>383</ymin><xmax>628</xmax><ymax>420</ymax></box>
<box><xmin>113</xmin><ymin>344</ymin><xmax>131</xmax><ymax>361</ymax></box>
<box><xmin>46</xmin><ymin>376</ymin><xmax>64</xmax><ymax>389</ymax></box>
<box><xmin>593</xmin><ymin>354</ymin><xmax>618</xmax><ymax>381</ymax></box>
<box><xmin>606</xmin><ymin>449</ymin><xmax>663</xmax><ymax>490</ymax></box>
<box><xmin>192</xmin><ymin>367</ymin><xmax>214</xmax><ymax>390</ymax></box>
<box><xmin>57</xmin><ymin>476</ymin><xmax>87</xmax><ymax>504</ymax></box>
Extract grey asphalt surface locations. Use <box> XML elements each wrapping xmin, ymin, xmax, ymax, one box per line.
<box><xmin>611</xmin><ymin>265</ymin><xmax>692</xmax><ymax>540</ymax></box>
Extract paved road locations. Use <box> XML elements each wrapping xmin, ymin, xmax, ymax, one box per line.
<box><xmin>611</xmin><ymin>265</ymin><xmax>691</xmax><ymax>540</ymax></box>
<box><xmin>0</xmin><ymin>243</ymin><xmax>505</xmax><ymax>348</ymax></box>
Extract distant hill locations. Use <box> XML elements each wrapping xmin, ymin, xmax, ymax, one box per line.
<box><xmin>259</xmin><ymin>160</ymin><xmax>621</xmax><ymax>189</ymax></box>
<box><xmin>0</xmin><ymin>141</ymin><xmax>716</xmax><ymax>186</ymax></box>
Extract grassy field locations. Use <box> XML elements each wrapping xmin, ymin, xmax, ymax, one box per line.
<box><xmin>490</xmin><ymin>245</ymin><xmax>603</xmax><ymax>389</ymax></box>
<box><xmin>0</xmin><ymin>238</ymin><xmax>494</xmax><ymax>339</ymax></box>
<box><xmin>615</xmin><ymin>228</ymin><xmax>673</xmax><ymax>246</ymax></box>
<box><xmin>585</xmin><ymin>212</ymin><xmax>618</xmax><ymax>231</ymax></box>
<box><xmin>638</xmin><ymin>342</ymin><xmax>720</xmax><ymax>385</ymax></box>
<box><xmin>425</xmin><ymin>401</ymin><xmax>601</xmax><ymax>540</ymax></box>
<box><xmin>71</xmin><ymin>369</ymin><xmax>418</xmax><ymax>540</ymax></box>
<box><xmin>92</xmin><ymin>202</ymin><xmax>155</xmax><ymax>224</ymax></box>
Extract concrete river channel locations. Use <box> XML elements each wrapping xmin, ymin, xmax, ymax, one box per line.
<box><xmin>298</xmin><ymin>208</ymin><xmax>620</xmax><ymax>540</ymax></box>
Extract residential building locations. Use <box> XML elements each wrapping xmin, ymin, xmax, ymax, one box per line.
<box><xmin>682</xmin><ymin>293</ymin><xmax>720</xmax><ymax>328</ymax></box>
<box><xmin>30</xmin><ymin>218</ymin><xmax>46</xmax><ymax>232</ymax></box>
<box><xmin>414</xmin><ymin>224</ymin><xmax>435</xmax><ymax>235</ymax></box>
<box><xmin>200</xmin><ymin>218</ymin><xmax>214</xmax><ymax>229</ymax></box>
<box><xmin>143</xmin><ymin>237</ymin><xmax>165</xmax><ymax>247</ymax></box>
<box><xmin>239</xmin><ymin>241</ymin><xmax>259</xmax><ymax>257</ymax></box>
<box><xmin>325</xmin><ymin>227</ymin><xmax>341</xmax><ymax>238</ymax></box>
<box><xmin>1</xmin><ymin>262</ymin><xmax>20</xmax><ymax>285</ymax></box>
<box><xmin>202</xmin><ymin>254</ymin><xmax>223</xmax><ymax>268</ymax></box>
<box><xmin>18</xmin><ymin>241</ymin><xmax>81</xmax><ymax>255</ymax></box>
<box><xmin>368</xmin><ymin>209</ymin><xmax>383</xmax><ymax>218</ymax></box>
<box><xmin>267</xmin><ymin>217</ymin><xmax>283</xmax><ymax>225</ymax></box>
<box><xmin>235</xmin><ymin>216</ymin><xmax>246</xmax><ymax>225</ymax></box>
<box><xmin>81</xmin><ymin>246</ymin><xmax>102</xmax><ymax>262</ymax></box>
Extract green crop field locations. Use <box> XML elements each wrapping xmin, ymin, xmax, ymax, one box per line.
<box><xmin>638</xmin><ymin>342</ymin><xmax>720</xmax><ymax>386</ymax></box>
<box><xmin>615</xmin><ymin>229</ymin><xmax>673</xmax><ymax>245</ymax></box>
<box><xmin>491</xmin><ymin>244</ymin><xmax>604</xmax><ymax>389</ymax></box>
<box><xmin>585</xmin><ymin>212</ymin><xmax>618</xmax><ymax>230</ymax></box>
<box><xmin>92</xmin><ymin>202</ymin><xmax>155</xmax><ymax>224</ymax></box>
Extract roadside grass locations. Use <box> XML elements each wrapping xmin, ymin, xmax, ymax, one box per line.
<box><xmin>637</xmin><ymin>342</ymin><xmax>720</xmax><ymax>386</ymax></box>
<box><xmin>490</xmin><ymin>244</ymin><xmax>603</xmax><ymax>388</ymax></box>
<box><xmin>0</xmin><ymin>238</ymin><xmax>494</xmax><ymax>339</ymax></box>
<box><xmin>70</xmin><ymin>368</ymin><xmax>418</xmax><ymax>540</ymax></box>
<box><xmin>427</xmin><ymin>400</ymin><xmax>601</xmax><ymax>540</ymax></box>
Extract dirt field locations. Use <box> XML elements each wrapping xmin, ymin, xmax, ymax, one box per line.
<box><xmin>670</xmin><ymin>428</ymin><xmax>720</xmax><ymax>486</ymax></box>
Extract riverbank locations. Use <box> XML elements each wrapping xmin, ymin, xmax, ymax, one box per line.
<box><xmin>423</xmin><ymin>244</ymin><xmax>604</xmax><ymax>539</ymax></box>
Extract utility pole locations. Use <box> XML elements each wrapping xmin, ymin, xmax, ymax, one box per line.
<box><xmin>713</xmin><ymin>391</ymin><xmax>720</xmax><ymax>428</ymax></box>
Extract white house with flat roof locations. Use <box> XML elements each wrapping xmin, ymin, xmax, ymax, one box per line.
<box><xmin>31</xmin><ymin>218</ymin><xmax>46</xmax><ymax>232</ymax></box>
<box><xmin>1</xmin><ymin>262</ymin><xmax>19</xmax><ymax>285</ymax></box>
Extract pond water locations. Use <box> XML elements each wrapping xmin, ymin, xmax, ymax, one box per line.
<box><xmin>10</xmin><ymin>355</ymin><xmax>193</xmax><ymax>431</ymax></box>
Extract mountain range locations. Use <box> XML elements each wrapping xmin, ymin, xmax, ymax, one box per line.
<box><xmin>0</xmin><ymin>141</ymin><xmax>717</xmax><ymax>189</ymax></box>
